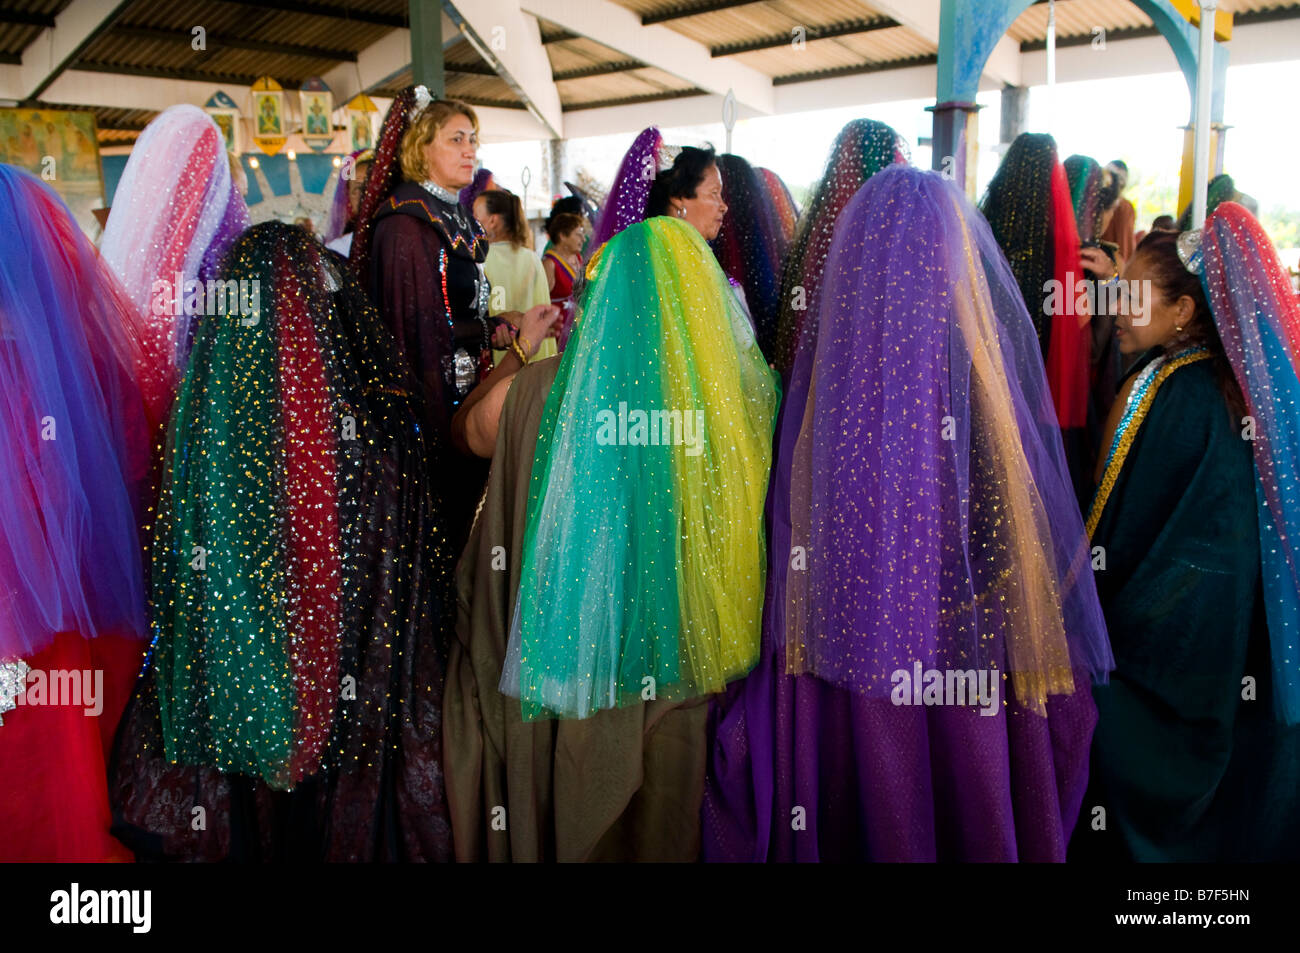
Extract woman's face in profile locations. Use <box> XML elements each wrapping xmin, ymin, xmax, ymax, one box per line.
<box><xmin>674</xmin><ymin>164</ymin><xmax>727</xmax><ymax>241</ymax></box>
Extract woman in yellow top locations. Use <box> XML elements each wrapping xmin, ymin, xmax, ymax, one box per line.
<box><xmin>473</xmin><ymin>189</ymin><xmax>558</xmax><ymax>364</ymax></box>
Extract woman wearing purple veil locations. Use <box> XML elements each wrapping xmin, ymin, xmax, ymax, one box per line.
<box><xmin>703</xmin><ymin>165</ymin><xmax>1113</xmax><ymax>862</ymax></box>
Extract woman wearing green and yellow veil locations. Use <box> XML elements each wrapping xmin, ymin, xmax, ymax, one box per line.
<box><xmin>443</xmin><ymin>132</ymin><xmax>779</xmax><ymax>861</ymax></box>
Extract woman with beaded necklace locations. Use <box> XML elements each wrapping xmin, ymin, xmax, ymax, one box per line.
<box><xmin>353</xmin><ymin>87</ymin><xmax>555</xmax><ymax>550</ymax></box>
<box><xmin>1070</xmin><ymin>218</ymin><xmax>1300</xmax><ymax>861</ymax></box>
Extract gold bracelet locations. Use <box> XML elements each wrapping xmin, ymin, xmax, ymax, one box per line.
<box><xmin>510</xmin><ymin>338</ymin><xmax>529</xmax><ymax>365</ymax></box>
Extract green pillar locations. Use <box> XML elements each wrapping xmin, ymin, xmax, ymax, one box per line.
<box><xmin>411</xmin><ymin>0</ymin><xmax>444</xmax><ymax>98</ymax></box>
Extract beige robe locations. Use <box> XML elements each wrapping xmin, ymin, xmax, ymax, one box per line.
<box><xmin>442</xmin><ymin>357</ymin><xmax>708</xmax><ymax>862</ymax></box>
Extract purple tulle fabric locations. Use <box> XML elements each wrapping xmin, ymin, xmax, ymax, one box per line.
<box><xmin>703</xmin><ymin>165</ymin><xmax>1111</xmax><ymax>861</ymax></box>
<box><xmin>0</xmin><ymin>166</ymin><xmax>155</xmax><ymax>659</ymax></box>
<box><xmin>323</xmin><ymin>149</ymin><xmax>369</xmax><ymax>244</ymax></box>
<box><xmin>459</xmin><ymin>167</ymin><xmax>494</xmax><ymax>210</ymax></box>
<box><xmin>588</xmin><ymin>127</ymin><xmax>662</xmax><ymax>254</ymax></box>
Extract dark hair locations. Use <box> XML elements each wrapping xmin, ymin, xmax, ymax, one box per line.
<box><xmin>547</xmin><ymin>195</ymin><xmax>583</xmax><ymax>222</ymax></box>
<box><xmin>1108</xmin><ymin>159</ymin><xmax>1128</xmax><ymax>175</ymax></box>
<box><xmin>1098</xmin><ymin>169</ymin><xmax>1121</xmax><ymax>213</ymax></box>
<box><xmin>645</xmin><ymin>145</ymin><xmax>717</xmax><ymax>218</ymax></box>
<box><xmin>1151</xmin><ymin>214</ymin><xmax>1176</xmax><ymax>231</ymax></box>
<box><xmin>478</xmin><ymin>188</ymin><xmax>530</xmax><ymax>249</ymax></box>
<box><xmin>546</xmin><ymin>211</ymin><xmax>584</xmax><ymax>244</ymax></box>
<box><xmin>1133</xmin><ymin>229</ymin><xmax>1244</xmax><ymax>418</ymax></box>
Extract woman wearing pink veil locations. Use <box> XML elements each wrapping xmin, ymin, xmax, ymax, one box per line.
<box><xmin>100</xmin><ymin>104</ymin><xmax>250</xmax><ymax>400</ymax></box>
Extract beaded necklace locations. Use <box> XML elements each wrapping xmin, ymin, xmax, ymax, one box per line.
<box><xmin>422</xmin><ymin>180</ymin><xmax>490</xmax><ymax>402</ymax></box>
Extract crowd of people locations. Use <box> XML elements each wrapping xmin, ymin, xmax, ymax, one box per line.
<box><xmin>1</xmin><ymin>84</ymin><xmax>1298</xmax><ymax>862</ymax></box>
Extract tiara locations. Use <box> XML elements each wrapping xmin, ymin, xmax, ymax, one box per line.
<box><xmin>657</xmin><ymin>141</ymin><xmax>682</xmax><ymax>172</ymax></box>
<box><xmin>409</xmin><ymin>84</ymin><xmax>433</xmax><ymax>121</ymax></box>
<box><xmin>1177</xmin><ymin>228</ymin><xmax>1204</xmax><ymax>276</ymax></box>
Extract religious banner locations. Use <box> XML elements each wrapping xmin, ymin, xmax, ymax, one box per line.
<box><xmin>0</xmin><ymin>107</ymin><xmax>105</xmax><ymax>236</ymax></box>
<box><xmin>299</xmin><ymin>78</ymin><xmax>333</xmax><ymax>152</ymax></box>
<box><xmin>250</xmin><ymin>76</ymin><xmax>286</xmax><ymax>156</ymax></box>
<box><xmin>345</xmin><ymin>92</ymin><xmax>377</xmax><ymax>153</ymax></box>
<box><xmin>204</xmin><ymin>89</ymin><xmax>241</xmax><ymax>154</ymax></box>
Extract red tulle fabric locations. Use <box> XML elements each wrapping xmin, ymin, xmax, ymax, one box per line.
<box><xmin>275</xmin><ymin>257</ymin><xmax>342</xmax><ymax>783</ymax></box>
<box><xmin>1046</xmin><ymin>161</ymin><xmax>1091</xmax><ymax>429</ymax></box>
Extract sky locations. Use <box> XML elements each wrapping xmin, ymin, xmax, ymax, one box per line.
<box><xmin>480</xmin><ymin>59</ymin><xmax>1300</xmax><ymax>237</ymax></box>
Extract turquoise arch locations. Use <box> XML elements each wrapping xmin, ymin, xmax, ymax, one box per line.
<box><xmin>936</xmin><ymin>0</ymin><xmax>1228</xmax><ymax>122</ymax></box>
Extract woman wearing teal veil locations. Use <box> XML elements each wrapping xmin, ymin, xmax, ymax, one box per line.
<box><xmin>444</xmin><ymin>201</ymin><xmax>779</xmax><ymax>860</ymax></box>
<box><xmin>1070</xmin><ymin>215</ymin><xmax>1300</xmax><ymax>861</ymax></box>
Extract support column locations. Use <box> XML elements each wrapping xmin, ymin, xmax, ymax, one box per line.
<box><xmin>549</xmin><ymin>138</ymin><xmax>565</xmax><ymax>203</ymax></box>
<box><xmin>1000</xmin><ymin>84</ymin><xmax>1027</xmax><ymax>146</ymax></box>
<box><xmin>411</xmin><ymin>0</ymin><xmax>444</xmax><ymax>97</ymax></box>
<box><xmin>928</xmin><ymin>101</ymin><xmax>981</xmax><ymax>198</ymax></box>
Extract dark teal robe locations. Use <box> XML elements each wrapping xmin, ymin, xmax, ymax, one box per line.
<box><xmin>1070</xmin><ymin>350</ymin><xmax>1300</xmax><ymax>861</ymax></box>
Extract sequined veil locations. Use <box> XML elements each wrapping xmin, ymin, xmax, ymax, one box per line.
<box><xmin>1179</xmin><ymin>173</ymin><xmax>1242</xmax><ymax>230</ymax></box>
<box><xmin>587</xmin><ymin>126</ymin><xmax>664</xmax><ymax>255</ymax></box>
<box><xmin>771</xmin><ymin>119</ymin><xmax>906</xmax><ymax>375</ymax></box>
<box><xmin>110</xmin><ymin>223</ymin><xmax>453</xmax><ymax>861</ymax></box>
<box><xmin>981</xmin><ymin>133</ymin><xmax>1091</xmax><ymax>481</ymax></box>
<box><xmin>786</xmin><ymin>166</ymin><xmax>1111</xmax><ymax>707</ymax></box>
<box><xmin>703</xmin><ymin>166</ymin><xmax>1111</xmax><ymax>862</ymax></box>
<box><xmin>755</xmin><ymin>167</ymin><xmax>799</xmax><ymax>244</ymax></box>
<box><xmin>1200</xmin><ymin>202</ymin><xmax>1300</xmax><ymax>724</ymax></box>
<box><xmin>323</xmin><ymin>147</ymin><xmax>372</xmax><ymax>244</ymax></box>
<box><xmin>347</xmin><ymin>88</ymin><xmax>418</xmax><ymax>279</ymax></box>
<box><xmin>1064</xmin><ymin>154</ymin><xmax>1105</xmax><ymax>241</ymax></box>
<box><xmin>710</xmin><ymin>153</ymin><xmax>788</xmax><ymax>361</ymax></box>
<box><xmin>100</xmin><ymin>104</ymin><xmax>250</xmax><ymax>397</ymax></box>
<box><xmin>0</xmin><ymin>165</ymin><xmax>164</xmax><ymax>861</ymax></box>
<box><xmin>499</xmin><ymin>215</ymin><xmax>780</xmax><ymax>720</ymax></box>
<box><xmin>0</xmin><ymin>165</ymin><xmax>162</xmax><ymax>662</ymax></box>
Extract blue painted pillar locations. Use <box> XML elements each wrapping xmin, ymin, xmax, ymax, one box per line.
<box><xmin>932</xmin><ymin>0</ymin><xmax>1034</xmax><ymax>195</ymax></box>
<box><xmin>931</xmin><ymin>0</ymin><xmax>1231</xmax><ymax>199</ymax></box>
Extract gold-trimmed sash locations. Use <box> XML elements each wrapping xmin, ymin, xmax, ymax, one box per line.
<box><xmin>1086</xmin><ymin>348</ymin><xmax>1211</xmax><ymax>538</ymax></box>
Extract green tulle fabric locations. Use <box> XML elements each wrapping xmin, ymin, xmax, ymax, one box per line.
<box><xmin>153</xmin><ymin>264</ymin><xmax>296</xmax><ymax>783</ymax></box>
<box><xmin>151</xmin><ymin>226</ymin><xmax>360</xmax><ymax>789</ymax></box>
<box><xmin>500</xmin><ymin>216</ymin><xmax>780</xmax><ymax>720</ymax></box>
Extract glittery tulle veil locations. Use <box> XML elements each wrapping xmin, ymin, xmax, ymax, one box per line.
<box><xmin>710</xmin><ymin>153</ymin><xmax>787</xmax><ymax>360</ymax></box>
<box><xmin>0</xmin><ymin>165</ymin><xmax>159</xmax><ymax>660</ymax></box>
<box><xmin>499</xmin><ymin>216</ymin><xmax>780</xmax><ymax>720</ymax></box>
<box><xmin>100</xmin><ymin>104</ymin><xmax>250</xmax><ymax>395</ymax></box>
<box><xmin>782</xmin><ymin>166</ymin><xmax>1112</xmax><ymax>710</ymax></box>
<box><xmin>588</xmin><ymin>126</ymin><xmax>663</xmax><ymax>254</ymax></box>
<box><xmin>0</xmin><ymin>165</ymin><xmax>161</xmax><ymax>861</ymax></box>
<box><xmin>1201</xmin><ymin>202</ymin><xmax>1300</xmax><ymax>724</ymax></box>
<box><xmin>773</xmin><ymin>119</ymin><xmax>906</xmax><ymax>374</ymax></box>
<box><xmin>110</xmin><ymin>224</ymin><xmax>453</xmax><ymax>859</ymax></box>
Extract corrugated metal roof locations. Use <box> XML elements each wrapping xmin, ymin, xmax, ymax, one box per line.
<box><xmin>74</xmin><ymin>0</ymin><xmax>395</xmax><ymax>87</ymax></box>
<box><xmin>5</xmin><ymin>0</ymin><xmax>1298</xmax><ymax>120</ymax></box>
<box><xmin>0</xmin><ymin>0</ymin><xmax>72</xmax><ymax>59</ymax></box>
<box><xmin>609</xmin><ymin>0</ymin><xmax>897</xmax><ymax>53</ymax></box>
